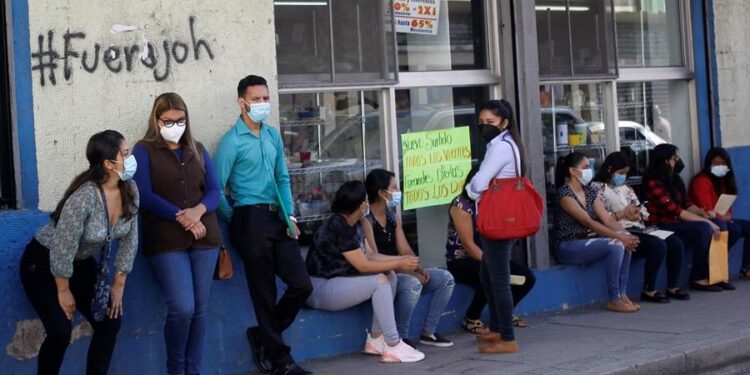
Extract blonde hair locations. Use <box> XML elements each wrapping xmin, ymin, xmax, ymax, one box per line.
<box><xmin>143</xmin><ymin>92</ymin><xmax>204</xmax><ymax>170</ymax></box>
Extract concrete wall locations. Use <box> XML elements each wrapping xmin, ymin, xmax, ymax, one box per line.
<box><xmin>25</xmin><ymin>0</ymin><xmax>278</xmax><ymax>211</ymax></box>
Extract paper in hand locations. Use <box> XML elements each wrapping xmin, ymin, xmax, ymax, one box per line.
<box><xmin>714</xmin><ymin>194</ymin><xmax>737</xmax><ymax>216</ymax></box>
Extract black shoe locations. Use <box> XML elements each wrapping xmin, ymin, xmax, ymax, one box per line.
<box><xmin>689</xmin><ymin>282</ymin><xmax>722</xmax><ymax>292</ymax></box>
<box><xmin>419</xmin><ymin>333</ymin><xmax>454</xmax><ymax>348</ymax></box>
<box><xmin>403</xmin><ymin>338</ymin><xmax>419</xmax><ymax>348</ymax></box>
<box><xmin>717</xmin><ymin>281</ymin><xmax>736</xmax><ymax>290</ymax></box>
<box><xmin>640</xmin><ymin>291</ymin><xmax>670</xmax><ymax>303</ymax></box>
<box><xmin>666</xmin><ymin>289</ymin><xmax>691</xmax><ymax>300</ymax></box>
<box><xmin>247</xmin><ymin>326</ymin><xmax>272</xmax><ymax>374</ymax></box>
<box><xmin>272</xmin><ymin>363</ymin><xmax>312</xmax><ymax>375</ymax></box>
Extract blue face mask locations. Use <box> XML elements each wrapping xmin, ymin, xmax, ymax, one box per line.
<box><xmin>387</xmin><ymin>191</ymin><xmax>402</xmax><ymax>209</ymax></box>
<box><xmin>248</xmin><ymin>102</ymin><xmax>271</xmax><ymax>123</ymax></box>
<box><xmin>612</xmin><ymin>173</ymin><xmax>627</xmax><ymax>187</ymax></box>
<box><xmin>115</xmin><ymin>155</ymin><xmax>137</xmax><ymax>181</ymax></box>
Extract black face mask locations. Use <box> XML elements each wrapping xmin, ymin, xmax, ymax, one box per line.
<box><xmin>481</xmin><ymin>124</ymin><xmax>503</xmax><ymax>143</ymax></box>
<box><xmin>674</xmin><ymin>159</ymin><xmax>685</xmax><ymax>174</ymax></box>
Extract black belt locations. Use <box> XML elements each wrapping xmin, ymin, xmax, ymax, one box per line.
<box><xmin>247</xmin><ymin>204</ymin><xmax>279</xmax><ymax>212</ymax></box>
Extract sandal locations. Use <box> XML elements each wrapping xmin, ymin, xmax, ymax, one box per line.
<box><xmin>512</xmin><ymin>315</ymin><xmax>528</xmax><ymax>328</ymax></box>
<box><xmin>462</xmin><ymin>317</ymin><xmax>489</xmax><ymax>334</ymax></box>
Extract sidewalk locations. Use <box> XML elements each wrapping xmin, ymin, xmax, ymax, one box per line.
<box><xmin>275</xmin><ymin>282</ymin><xmax>750</xmax><ymax>375</ymax></box>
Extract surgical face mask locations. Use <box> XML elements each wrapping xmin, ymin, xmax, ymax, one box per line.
<box><xmin>711</xmin><ymin>165</ymin><xmax>730</xmax><ymax>178</ymax></box>
<box><xmin>612</xmin><ymin>173</ymin><xmax>627</xmax><ymax>187</ymax></box>
<box><xmin>387</xmin><ymin>191</ymin><xmax>402</xmax><ymax>209</ymax></box>
<box><xmin>577</xmin><ymin>168</ymin><xmax>593</xmax><ymax>186</ymax></box>
<box><xmin>247</xmin><ymin>102</ymin><xmax>271</xmax><ymax>123</ymax></box>
<box><xmin>673</xmin><ymin>159</ymin><xmax>685</xmax><ymax>174</ymax></box>
<box><xmin>481</xmin><ymin>124</ymin><xmax>503</xmax><ymax>143</ymax></box>
<box><xmin>160</xmin><ymin>124</ymin><xmax>186</xmax><ymax>144</ymax></box>
<box><xmin>113</xmin><ymin>155</ymin><xmax>137</xmax><ymax>181</ymax></box>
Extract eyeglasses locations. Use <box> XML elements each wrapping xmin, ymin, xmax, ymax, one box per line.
<box><xmin>160</xmin><ymin>118</ymin><xmax>187</xmax><ymax>128</ymax></box>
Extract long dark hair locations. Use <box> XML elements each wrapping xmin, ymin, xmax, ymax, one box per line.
<box><xmin>555</xmin><ymin>152</ymin><xmax>588</xmax><ymax>187</ymax></box>
<box><xmin>594</xmin><ymin>152</ymin><xmax>631</xmax><ymax>184</ymax></box>
<box><xmin>702</xmin><ymin>147</ymin><xmax>738</xmax><ymax>195</ymax></box>
<box><xmin>479</xmin><ymin>99</ymin><xmax>525</xmax><ymax>175</ymax></box>
<box><xmin>641</xmin><ymin>144</ymin><xmax>686</xmax><ymax>201</ymax></box>
<box><xmin>331</xmin><ymin>181</ymin><xmax>367</xmax><ymax>215</ymax></box>
<box><xmin>365</xmin><ymin>169</ymin><xmax>395</xmax><ymax>204</ymax></box>
<box><xmin>51</xmin><ymin>130</ymin><xmax>137</xmax><ymax>225</ymax></box>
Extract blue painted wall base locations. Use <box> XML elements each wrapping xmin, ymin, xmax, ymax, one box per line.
<box><xmin>1</xmin><ymin>210</ymin><xmax>746</xmax><ymax>374</ymax></box>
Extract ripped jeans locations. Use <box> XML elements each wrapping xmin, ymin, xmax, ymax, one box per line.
<box><xmin>556</xmin><ymin>238</ymin><xmax>631</xmax><ymax>301</ymax></box>
<box><xmin>394</xmin><ymin>269</ymin><xmax>455</xmax><ymax>338</ymax></box>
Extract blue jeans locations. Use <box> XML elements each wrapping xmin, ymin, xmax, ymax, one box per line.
<box><xmin>394</xmin><ymin>268</ymin><xmax>455</xmax><ymax>338</ymax></box>
<box><xmin>659</xmin><ymin>221</ymin><xmax>714</xmax><ymax>282</ymax></box>
<box><xmin>479</xmin><ymin>238</ymin><xmax>515</xmax><ymax>341</ymax></box>
<box><xmin>722</xmin><ymin>218</ymin><xmax>750</xmax><ymax>270</ymax></box>
<box><xmin>150</xmin><ymin>247</ymin><xmax>219</xmax><ymax>375</ymax></box>
<box><xmin>556</xmin><ymin>238</ymin><xmax>630</xmax><ymax>301</ymax></box>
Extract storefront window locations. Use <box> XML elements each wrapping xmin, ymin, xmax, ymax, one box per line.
<box><xmin>540</xmin><ymin>82</ymin><xmax>608</xmax><ymax>234</ymax></box>
<box><xmin>275</xmin><ymin>0</ymin><xmax>397</xmax><ymax>87</ymax></box>
<box><xmin>536</xmin><ymin>0</ymin><xmax>617</xmax><ymax>79</ymax></box>
<box><xmin>395</xmin><ymin>86</ymin><xmax>490</xmax><ymax>267</ymax></box>
<box><xmin>615</xmin><ymin>0</ymin><xmax>684</xmax><ymax>67</ymax></box>
<box><xmin>617</xmin><ymin>80</ymin><xmax>691</xmax><ymax>185</ymax></box>
<box><xmin>396</xmin><ymin>0</ymin><xmax>487</xmax><ymax>72</ymax></box>
<box><xmin>278</xmin><ymin>90</ymin><xmax>382</xmax><ymax>246</ymax></box>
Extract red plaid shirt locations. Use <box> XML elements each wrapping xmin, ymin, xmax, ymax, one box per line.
<box><xmin>645</xmin><ymin>179</ymin><xmax>693</xmax><ymax>225</ymax></box>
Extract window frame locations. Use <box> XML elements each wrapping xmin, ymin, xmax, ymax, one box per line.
<box><xmin>0</xmin><ymin>0</ymin><xmax>16</xmax><ymax>210</ymax></box>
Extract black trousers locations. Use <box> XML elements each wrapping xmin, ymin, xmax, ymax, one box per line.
<box><xmin>631</xmin><ymin>232</ymin><xmax>684</xmax><ymax>290</ymax></box>
<box><xmin>19</xmin><ymin>239</ymin><xmax>121</xmax><ymax>375</ymax></box>
<box><xmin>230</xmin><ymin>206</ymin><xmax>312</xmax><ymax>367</ymax></box>
<box><xmin>448</xmin><ymin>257</ymin><xmax>536</xmax><ymax>321</ymax></box>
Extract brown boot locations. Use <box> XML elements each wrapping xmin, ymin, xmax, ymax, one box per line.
<box><xmin>476</xmin><ymin>331</ymin><xmax>502</xmax><ymax>342</ymax></box>
<box><xmin>479</xmin><ymin>340</ymin><xmax>519</xmax><ymax>354</ymax></box>
<box><xmin>607</xmin><ymin>299</ymin><xmax>638</xmax><ymax>313</ymax></box>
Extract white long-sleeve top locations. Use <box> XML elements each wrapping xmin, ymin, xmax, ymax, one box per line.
<box><xmin>467</xmin><ymin>130</ymin><xmax>521</xmax><ymax>200</ymax></box>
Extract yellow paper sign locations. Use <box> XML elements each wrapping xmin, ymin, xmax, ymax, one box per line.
<box><xmin>401</xmin><ymin>127</ymin><xmax>472</xmax><ymax>210</ymax></box>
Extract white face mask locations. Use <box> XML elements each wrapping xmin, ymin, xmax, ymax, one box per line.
<box><xmin>160</xmin><ymin>124</ymin><xmax>186</xmax><ymax>144</ymax></box>
<box><xmin>711</xmin><ymin>165</ymin><xmax>730</xmax><ymax>178</ymax></box>
<box><xmin>577</xmin><ymin>168</ymin><xmax>593</xmax><ymax>185</ymax></box>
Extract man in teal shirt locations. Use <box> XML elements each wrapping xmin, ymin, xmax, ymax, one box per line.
<box><xmin>214</xmin><ymin>75</ymin><xmax>312</xmax><ymax>375</ymax></box>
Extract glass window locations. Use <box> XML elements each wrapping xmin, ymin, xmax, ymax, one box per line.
<box><xmin>278</xmin><ymin>90</ymin><xmax>382</xmax><ymax>246</ymax></box>
<box><xmin>0</xmin><ymin>0</ymin><xmax>15</xmax><ymax>210</ymax></box>
<box><xmin>540</xmin><ymin>83</ymin><xmax>608</xmax><ymax>239</ymax></box>
<box><xmin>395</xmin><ymin>86</ymin><xmax>489</xmax><ymax>267</ymax></box>
<box><xmin>536</xmin><ymin>0</ymin><xmax>617</xmax><ymax>79</ymax></box>
<box><xmin>617</xmin><ymin>80</ymin><xmax>691</xmax><ymax>185</ymax></box>
<box><xmin>615</xmin><ymin>0</ymin><xmax>684</xmax><ymax>67</ymax></box>
<box><xmin>396</xmin><ymin>0</ymin><xmax>487</xmax><ymax>72</ymax></box>
<box><xmin>275</xmin><ymin>0</ymin><xmax>397</xmax><ymax>87</ymax></box>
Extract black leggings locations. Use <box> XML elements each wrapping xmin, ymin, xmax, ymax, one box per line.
<box><xmin>19</xmin><ymin>239</ymin><xmax>121</xmax><ymax>375</ymax></box>
<box><xmin>631</xmin><ymin>232</ymin><xmax>684</xmax><ymax>290</ymax></box>
<box><xmin>447</xmin><ymin>257</ymin><xmax>536</xmax><ymax>320</ymax></box>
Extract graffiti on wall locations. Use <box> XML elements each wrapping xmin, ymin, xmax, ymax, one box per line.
<box><xmin>31</xmin><ymin>16</ymin><xmax>214</xmax><ymax>86</ymax></box>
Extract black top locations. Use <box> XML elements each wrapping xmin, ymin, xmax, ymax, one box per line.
<box><xmin>306</xmin><ymin>214</ymin><xmax>365</xmax><ymax>278</ymax></box>
<box><xmin>553</xmin><ymin>184</ymin><xmax>600</xmax><ymax>248</ymax></box>
<box><xmin>367</xmin><ymin>210</ymin><xmax>398</xmax><ymax>256</ymax></box>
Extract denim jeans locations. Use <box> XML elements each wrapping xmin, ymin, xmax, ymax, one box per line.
<box><xmin>722</xmin><ymin>218</ymin><xmax>750</xmax><ymax>270</ymax></box>
<box><xmin>150</xmin><ymin>247</ymin><xmax>219</xmax><ymax>375</ymax></box>
<box><xmin>556</xmin><ymin>238</ymin><xmax>630</xmax><ymax>301</ymax></box>
<box><xmin>479</xmin><ymin>238</ymin><xmax>515</xmax><ymax>341</ymax></box>
<box><xmin>659</xmin><ymin>221</ymin><xmax>714</xmax><ymax>282</ymax></box>
<box><xmin>394</xmin><ymin>268</ymin><xmax>455</xmax><ymax>338</ymax></box>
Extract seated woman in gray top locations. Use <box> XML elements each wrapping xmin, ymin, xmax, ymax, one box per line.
<box><xmin>19</xmin><ymin>130</ymin><xmax>139</xmax><ymax>375</ymax></box>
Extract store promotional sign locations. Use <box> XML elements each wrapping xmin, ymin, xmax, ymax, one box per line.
<box><xmin>401</xmin><ymin>127</ymin><xmax>472</xmax><ymax>210</ymax></box>
<box><xmin>393</xmin><ymin>0</ymin><xmax>441</xmax><ymax>35</ymax></box>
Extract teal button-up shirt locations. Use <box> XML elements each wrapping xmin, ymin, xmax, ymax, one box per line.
<box><xmin>214</xmin><ymin>117</ymin><xmax>294</xmax><ymax>221</ymax></box>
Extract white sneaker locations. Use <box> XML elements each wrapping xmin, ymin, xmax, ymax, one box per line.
<box><xmin>363</xmin><ymin>334</ymin><xmax>385</xmax><ymax>355</ymax></box>
<box><xmin>381</xmin><ymin>340</ymin><xmax>425</xmax><ymax>363</ymax></box>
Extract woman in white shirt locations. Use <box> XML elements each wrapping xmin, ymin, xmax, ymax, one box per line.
<box><xmin>466</xmin><ymin>99</ymin><xmax>523</xmax><ymax>354</ymax></box>
<box><xmin>592</xmin><ymin>152</ymin><xmax>689</xmax><ymax>303</ymax></box>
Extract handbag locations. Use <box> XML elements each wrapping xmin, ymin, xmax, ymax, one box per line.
<box><xmin>213</xmin><ymin>246</ymin><xmax>234</xmax><ymax>280</ymax></box>
<box><xmin>708</xmin><ymin>231</ymin><xmax>729</xmax><ymax>285</ymax></box>
<box><xmin>476</xmin><ymin>139</ymin><xmax>544</xmax><ymax>240</ymax></box>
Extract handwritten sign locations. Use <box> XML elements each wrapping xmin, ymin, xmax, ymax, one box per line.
<box><xmin>402</xmin><ymin>127</ymin><xmax>472</xmax><ymax>210</ymax></box>
<box><xmin>393</xmin><ymin>0</ymin><xmax>440</xmax><ymax>35</ymax></box>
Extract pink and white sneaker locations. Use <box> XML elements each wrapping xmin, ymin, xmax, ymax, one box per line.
<box><xmin>380</xmin><ymin>340</ymin><xmax>425</xmax><ymax>363</ymax></box>
<box><xmin>363</xmin><ymin>334</ymin><xmax>385</xmax><ymax>355</ymax></box>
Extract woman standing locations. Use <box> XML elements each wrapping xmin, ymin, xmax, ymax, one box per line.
<box><xmin>592</xmin><ymin>152</ymin><xmax>689</xmax><ymax>302</ymax></box>
<box><xmin>465</xmin><ymin>99</ymin><xmax>527</xmax><ymax>353</ymax></box>
<box><xmin>20</xmin><ymin>130</ymin><xmax>139</xmax><ymax>375</ymax></box>
<box><xmin>133</xmin><ymin>92</ymin><xmax>222</xmax><ymax>375</ymax></box>
<box><xmin>642</xmin><ymin>144</ymin><xmax>725</xmax><ymax>291</ymax></box>
<box><xmin>689</xmin><ymin>147</ymin><xmax>750</xmax><ymax>280</ymax></box>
